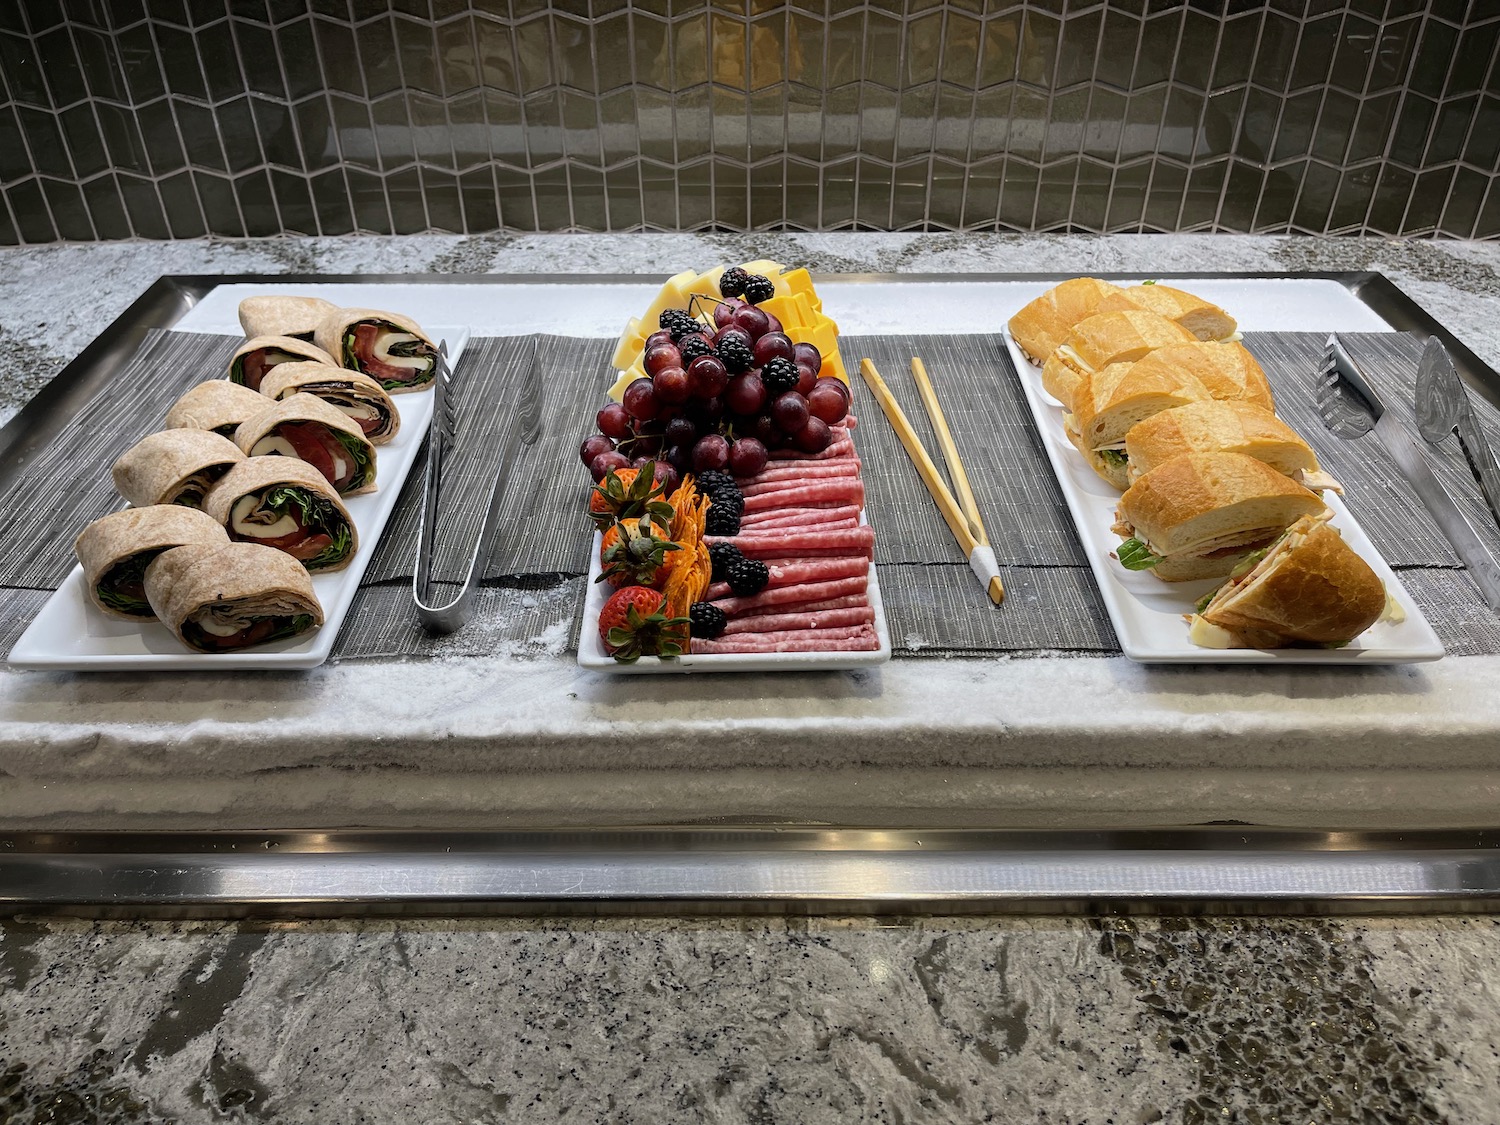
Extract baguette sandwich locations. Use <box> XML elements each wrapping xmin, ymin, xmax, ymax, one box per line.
<box><xmin>1040</xmin><ymin>310</ymin><xmax>1197</xmax><ymax>411</ymax></box>
<box><xmin>1007</xmin><ymin>277</ymin><xmax>1129</xmax><ymax>365</ymax></box>
<box><xmin>1096</xmin><ymin>283</ymin><xmax>1238</xmax><ymax>342</ymax></box>
<box><xmin>1124</xmin><ymin>400</ymin><xmax>1341</xmax><ymax>492</ymax></box>
<box><xmin>1112</xmin><ymin>452</ymin><xmax>1329</xmax><ymax>582</ymax></box>
<box><xmin>1065</xmin><ymin>361</ymin><xmax>1215</xmax><ymax>489</ymax></box>
<box><xmin>1188</xmin><ymin>515</ymin><xmax>1388</xmax><ymax>648</ymax></box>
<box><xmin>1129</xmin><ymin>341</ymin><xmax>1276</xmax><ymax>414</ymax></box>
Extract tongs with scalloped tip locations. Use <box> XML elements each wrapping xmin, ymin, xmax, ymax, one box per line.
<box><xmin>412</xmin><ymin>338</ymin><xmax>542</xmax><ymax>633</ymax></box>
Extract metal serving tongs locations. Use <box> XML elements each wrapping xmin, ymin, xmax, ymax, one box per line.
<box><xmin>1317</xmin><ymin>333</ymin><xmax>1500</xmax><ymax>611</ymax></box>
<box><xmin>413</xmin><ymin>338</ymin><xmax>543</xmax><ymax>632</ymax></box>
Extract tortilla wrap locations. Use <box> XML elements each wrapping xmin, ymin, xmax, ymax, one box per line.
<box><xmin>232</xmin><ymin>394</ymin><xmax>377</xmax><ymax>495</ymax></box>
<box><xmin>203</xmin><ymin>455</ymin><xmax>358</xmax><ymax>572</ymax></box>
<box><xmin>238</xmin><ymin>296</ymin><xmax>339</xmax><ymax>341</ymax></box>
<box><xmin>145</xmin><ymin>541</ymin><xmax>324</xmax><ymax>653</ymax></box>
<box><xmin>260</xmin><ymin>361</ymin><xmax>401</xmax><ymax>445</ymax></box>
<box><xmin>227</xmin><ymin>335</ymin><xmax>338</xmax><ymax>390</ymax></box>
<box><xmin>166</xmin><ymin>380</ymin><xmax>270</xmax><ymax>436</ymax></box>
<box><xmin>74</xmin><ymin>505</ymin><xmax>230</xmax><ymax>619</ymax></box>
<box><xmin>313</xmin><ymin>307</ymin><xmax>437</xmax><ymax>393</ymax></box>
<box><xmin>111</xmin><ymin>428</ymin><xmax>246</xmax><ymax>508</ymax></box>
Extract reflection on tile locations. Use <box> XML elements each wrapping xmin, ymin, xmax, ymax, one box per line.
<box><xmin>1</xmin><ymin>0</ymin><xmax>1498</xmax><ymax>243</ymax></box>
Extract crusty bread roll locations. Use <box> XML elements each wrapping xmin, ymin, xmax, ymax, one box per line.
<box><xmin>1096</xmin><ymin>284</ymin><xmax>1238</xmax><ymax>342</ymax></box>
<box><xmin>111</xmin><ymin>428</ymin><xmax>245</xmax><ymax>508</ymax></box>
<box><xmin>73</xmin><ymin>505</ymin><xmax>230</xmax><ymax>619</ymax></box>
<box><xmin>1073</xmin><ymin>360</ymin><xmax>1215</xmax><ymax>460</ymax></box>
<box><xmin>228</xmin><ymin>335</ymin><xmax>338</xmax><ymax>391</ymax></box>
<box><xmin>1133</xmin><ymin>342</ymin><xmax>1275</xmax><ymax>414</ymax></box>
<box><xmin>1193</xmin><ymin>515</ymin><xmax>1386</xmax><ymax>648</ymax></box>
<box><xmin>238</xmin><ymin>296</ymin><xmax>338</xmax><ymax>341</ymax></box>
<box><xmin>1039</xmin><ymin>310</ymin><xmax>1197</xmax><ymax>410</ymax></box>
<box><xmin>1124</xmin><ymin>400</ymin><xmax>1322</xmax><ymax>486</ymax></box>
<box><xmin>1113</xmin><ymin>452</ymin><xmax>1329</xmax><ymax>582</ymax></box>
<box><xmin>1007</xmin><ymin>278</ymin><xmax>1129</xmax><ymax>365</ymax></box>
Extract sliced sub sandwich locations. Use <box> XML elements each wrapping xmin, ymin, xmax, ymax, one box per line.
<box><xmin>1096</xmin><ymin>283</ymin><xmax>1238</xmax><ymax>342</ymax></box>
<box><xmin>1111</xmin><ymin>452</ymin><xmax>1329</xmax><ymax>582</ymax></box>
<box><xmin>1123</xmin><ymin>400</ymin><xmax>1341</xmax><ymax>492</ymax></box>
<box><xmin>1007</xmin><ymin>277</ymin><xmax>1129</xmax><ymax>365</ymax></box>
<box><xmin>1189</xmin><ymin>515</ymin><xmax>1387</xmax><ymax>649</ymax></box>
<box><xmin>1040</xmin><ymin>310</ymin><xmax>1197</xmax><ymax>411</ymax></box>
<box><xmin>1065</xmin><ymin>360</ymin><xmax>1215</xmax><ymax>489</ymax></box>
<box><xmin>1131</xmin><ymin>341</ymin><xmax>1276</xmax><ymax>414</ymax></box>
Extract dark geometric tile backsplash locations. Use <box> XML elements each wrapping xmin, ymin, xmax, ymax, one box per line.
<box><xmin>1</xmin><ymin>1</ymin><xmax>1497</xmax><ymax>244</ymax></box>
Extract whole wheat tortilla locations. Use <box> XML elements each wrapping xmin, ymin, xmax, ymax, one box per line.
<box><xmin>259</xmin><ymin>361</ymin><xmax>400</xmax><ymax>445</ymax></box>
<box><xmin>166</xmin><ymin>380</ymin><xmax>270</xmax><ymax>434</ymax></box>
<box><xmin>73</xmin><ymin>505</ymin><xmax>230</xmax><ymax>619</ymax></box>
<box><xmin>227</xmin><ymin>335</ymin><xmax>338</xmax><ymax>386</ymax></box>
<box><xmin>238</xmin><ymin>296</ymin><xmax>339</xmax><ymax>340</ymax></box>
<box><xmin>313</xmin><ymin>307</ymin><xmax>436</xmax><ymax>393</ymax></box>
<box><xmin>202</xmin><ymin>455</ymin><xmax>357</xmax><ymax>571</ymax></box>
<box><xmin>145</xmin><ymin>541</ymin><xmax>324</xmax><ymax>652</ymax></box>
<box><xmin>232</xmin><ymin>393</ymin><xmax>377</xmax><ymax>495</ymax></box>
<box><xmin>111</xmin><ymin>428</ymin><xmax>246</xmax><ymax>507</ymax></box>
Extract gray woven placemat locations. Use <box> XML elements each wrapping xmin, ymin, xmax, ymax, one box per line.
<box><xmin>6</xmin><ymin>328</ymin><xmax>1500</xmax><ymax>662</ymax></box>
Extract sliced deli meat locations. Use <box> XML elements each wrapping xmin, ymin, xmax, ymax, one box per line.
<box><xmin>227</xmin><ymin>335</ymin><xmax>338</xmax><ymax>391</ymax></box>
<box><xmin>233</xmin><ymin>394</ymin><xmax>376</xmax><ymax>495</ymax></box>
<box><xmin>111</xmin><ymin>428</ymin><xmax>245</xmax><ymax>508</ymax></box>
<box><xmin>74</xmin><ymin>505</ymin><xmax>230</xmax><ymax>620</ymax></box>
<box><xmin>314</xmin><ymin>307</ymin><xmax>438</xmax><ymax>393</ymax></box>
<box><xmin>204</xmin><ymin>456</ymin><xmax>358</xmax><ymax>573</ymax></box>
<box><xmin>260</xmin><ymin>362</ymin><xmax>400</xmax><ymax>445</ymax></box>
<box><xmin>145</xmin><ymin>541</ymin><xmax>324</xmax><ymax>653</ymax></box>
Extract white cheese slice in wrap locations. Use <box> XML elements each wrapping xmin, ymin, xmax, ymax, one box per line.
<box><xmin>259</xmin><ymin>361</ymin><xmax>401</xmax><ymax>445</ymax></box>
<box><xmin>73</xmin><ymin>505</ymin><xmax>229</xmax><ymax>620</ymax></box>
<box><xmin>238</xmin><ymin>296</ymin><xmax>339</xmax><ymax>341</ymax></box>
<box><xmin>144</xmin><ymin>541</ymin><xmax>324</xmax><ymax>653</ymax></box>
<box><xmin>110</xmin><ymin>428</ymin><xmax>245</xmax><ymax>508</ymax></box>
<box><xmin>313</xmin><ymin>306</ymin><xmax>437</xmax><ymax>393</ymax></box>
<box><xmin>203</xmin><ymin>456</ymin><xmax>358</xmax><ymax>573</ymax></box>
<box><xmin>166</xmin><ymin>379</ymin><xmax>271</xmax><ymax>436</ymax></box>
<box><xmin>232</xmin><ymin>393</ymin><xmax>377</xmax><ymax>496</ymax></box>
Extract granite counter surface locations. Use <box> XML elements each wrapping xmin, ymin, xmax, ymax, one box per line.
<box><xmin>2</xmin><ymin>233</ymin><xmax>1500</xmax><ymax>1123</ymax></box>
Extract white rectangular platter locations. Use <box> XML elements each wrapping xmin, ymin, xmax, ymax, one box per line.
<box><xmin>1001</xmin><ymin>299</ymin><xmax>1443</xmax><ymax>664</ymax></box>
<box><xmin>577</xmin><ymin>520</ymin><xmax>892</xmax><ymax>674</ymax></box>
<box><xmin>8</xmin><ymin>326</ymin><xmax>470</xmax><ymax>671</ymax></box>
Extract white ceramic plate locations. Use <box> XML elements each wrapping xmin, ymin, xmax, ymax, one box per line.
<box><xmin>577</xmin><ymin>518</ymin><xmax>892</xmax><ymax>675</ymax></box>
<box><xmin>8</xmin><ymin>326</ymin><xmax>470</xmax><ymax>671</ymax></box>
<box><xmin>1002</xmin><ymin>323</ymin><xmax>1445</xmax><ymax>664</ymax></box>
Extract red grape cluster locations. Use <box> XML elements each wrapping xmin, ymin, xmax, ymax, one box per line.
<box><xmin>580</xmin><ymin>295</ymin><xmax>851</xmax><ymax>483</ymax></box>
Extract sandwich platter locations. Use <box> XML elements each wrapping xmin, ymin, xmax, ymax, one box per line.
<box><xmin>9</xmin><ymin>325</ymin><xmax>471</xmax><ymax>672</ymax></box>
<box><xmin>1002</xmin><ymin>327</ymin><xmax>1445</xmax><ymax>664</ymax></box>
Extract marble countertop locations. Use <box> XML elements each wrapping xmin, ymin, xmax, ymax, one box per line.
<box><xmin>3</xmin><ymin>233</ymin><xmax>1500</xmax><ymax>1123</ymax></box>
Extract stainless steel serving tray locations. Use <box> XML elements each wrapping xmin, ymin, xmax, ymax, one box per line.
<box><xmin>3</xmin><ymin>270</ymin><xmax>1499</xmax><ymax>916</ymax></box>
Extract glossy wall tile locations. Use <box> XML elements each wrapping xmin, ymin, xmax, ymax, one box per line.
<box><xmin>1</xmin><ymin>1</ymin><xmax>1497</xmax><ymax>243</ymax></box>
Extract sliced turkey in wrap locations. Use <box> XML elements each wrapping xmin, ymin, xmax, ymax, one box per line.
<box><xmin>111</xmin><ymin>428</ymin><xmax>246</xmax><ymax>508</ymax></box>
<box><xmin>204</xmin><ymin>456</ymin><xmax>358</xmax><ymax>572</ymax></box>
<box><xmin>166</xmin><ymin>380</ymin><xmax>271</xmax><ymax>437</ymax></box>
<box><xmin>260</xmin><ymin>362</ymin><xmax>400</xmax><ymax>445</ymax></box>
<box><xmin>74</xmin><ymin>505</ymin><xmax>230</xmax><ymax>619</ymax></box>
<box><xmin>238</xmin><ymin>295</ymin><xmax>338</xmax><ymax>341</ymax></box>
<box><xmin>314</xmin><ymin>307</ymin><xmax>438</xmax><ymax>393</ymax></box>
<box><xmin>145</xmin><ymin>541</ymin><xmax>324</xmax><ymax>653</ymax></box>
<box><xmin>233</xmin><ymin>394</ymin><xmax>377</xmax><ymax>495</ymax></box>
<box><xmin>228</xmin><ymin>335</ymin><xmax>338</xmax><ymax>392</ymax></box>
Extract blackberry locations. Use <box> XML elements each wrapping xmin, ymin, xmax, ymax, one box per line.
<box><xmin>742</xmin><ymin>274</ymin><xmax>775</xmax><ymax>304</ymax></box>
<box><xmin>719</xmin><ymin>267</ymin><xmax>750</xmax><ymax>299</ymax></box>
<box><xmin>724</xmin><ymin>555</ymin><xmax>769</xmax><ymax>596</ymax></box>
<box><xmin>761</xmin><ymin>356</ymin><xmax>799</xmax><ymax>394</ymax></box>
<box><xmin>695</xmin><ymin>469</ymin><xmax>736</xmax><ymax>495</ymax></box>
<box><xmin>708</xmin><ymin>491</ymin><xmax>743</xmax><ymax>519</ymax></box>
<box><xmin>659</xmin><ymin>308</ymin><xmax>697</xmax><ymax>339</ymax></box>
<box><xmin>689</xmin><ymin>601</ymin><xmax>728</xmax><ymax>639</ymax></box>
<box><xmin>709</xmin><ymin>541</ymin><xmax>744</xmax><ymax>582</ymax></box>
<box><xmin>678</xmin><ymin>335</ymin><xmax>715</xmax><ymax>364</ymax></box>
<box><xmin>717</xmin><ymin>335</ymin><xmax>753</xmax><ymax>374</ymax></box>
<box><xmin>705</xmin><ymin>504</ymin><xmax>742</xmax><ymax>537</ymax></box>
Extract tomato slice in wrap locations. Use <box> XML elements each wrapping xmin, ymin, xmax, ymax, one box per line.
<box><xmin>349</xmin><ymin>323</ymin><xmax>435</xmax><ymax>388</ymax></box>
<box><xmin>257</xmin><ymin>422</ymin><xmax>356</xmax><ymax>491</ymax></box>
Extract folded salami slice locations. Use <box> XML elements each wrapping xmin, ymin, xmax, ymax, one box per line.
<box><xmin>228</xmin><ymin>335</ymin><xmax>338</xmax><ymax>392</ymax></box>
<box><xmin>260</xmin><ymin>361</ymin><xmax>400</xmax><ymax>445</ymax></box>
<box><xmin>314</xmin><ymin>307</ymin><xmax>438</xmax><ymax>393</ymax></box>
<box><xmin>238</xmin><ymin>296</ymin><xmax>338</xmax><ymax>341</ymax></box>
<box><xmin>204</xmin><ymin>456</ymin><xmax>358</xmax><ymax>572</ymax></box>
<box><xmin>234</xmin><ymin>394</ymin><xmax>376</xmax><ymax>495</ymax></box>
<box><xmin>145</xmin><ymin>541</ymin><xmax>324</xmax><ymax>653</ymax></box>
<box><xmin>690</xmin><ymin>624</ymin><xmax>879</xmax><ymax>654</ymax></box>
<box><xmin>111</xmin><ymin>428</ymin><xmax>246</xmax><ymax>508</ymax></box>
<box><xmin>166</xmin><ymin>380</ymin><xmax>271</xmax><ymax>437</ymax></box>
<box><xmin>705</xmin><ymin>526</ymin><xmax>876</xmax><ymax>559</ymax></box>
<box><xmin>74</xmin><ymin>505</ymin><xmax>230</xmax><ymax>620</ymax></box>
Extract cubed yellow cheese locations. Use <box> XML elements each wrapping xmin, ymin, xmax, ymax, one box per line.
<box><xmin>607</xmin><ymin>363</ymin><xmax>649</xmax><ymax>401</ymax></box>
<box><xmin>779</xmin><ymin>268</ymin><xmax>812</xmax><ymax>295</ymax></box>
<box><xmin>740</xmin><ymin>259</ymin><xmax>784</xmax><ymax>279</ymax></box>
<box><xmin>639</xmin><ymin>269</ymin><xmax>699</xmax><ymax>330</ymax></box>
<box><xmin>759</xmin><ymin>293</ymin><xmax>814</xmax><ymax>331</ymax></box>
<box><xmin>610</xmin><ymin>325</ymin><xmax>645</xmax><ymax>372</ymax></box>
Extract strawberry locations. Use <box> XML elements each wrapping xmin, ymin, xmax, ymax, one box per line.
<box><xmin>598</xmin><ymin>513</ymin><xmax>682</xmax><ymax>589</ymax></box>
<box><xmin>589</xmin><ymin>462</ymin><xmax>674</xmax><ymax>530</ymax></box>
<box><xmin>598</xmin><ymin>586</ymin><xmax>689</xmax><ymax>663</ymax></box>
